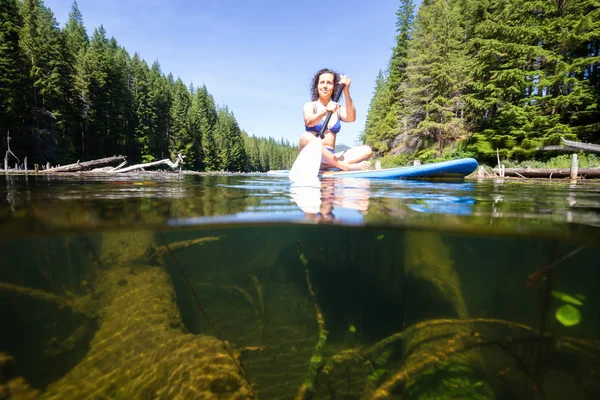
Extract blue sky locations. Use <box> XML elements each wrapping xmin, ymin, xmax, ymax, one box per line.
<box><xmin>45</xmin><ymin>0</ymin><xmax>421</xmax><ymax>148</ymax></box>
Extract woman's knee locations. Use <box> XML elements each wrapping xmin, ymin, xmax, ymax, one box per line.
<box><xmin>299</xmin><ymin>133</ymin><xmax>314</xmax><ymax>150</ymax></box>
<box><xmin>362</xmin><ymin>145</ymin><xmax>372</xmax><ymax>159</ymax></box>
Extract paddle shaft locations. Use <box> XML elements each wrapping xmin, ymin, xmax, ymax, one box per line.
<box><xmin>316</xmin><ymin>83</ymin><xmax>345</xmax><ymax>139</ymax></box>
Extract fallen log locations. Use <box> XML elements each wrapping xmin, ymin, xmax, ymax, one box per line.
<box><xmin>496</xmin><ymin>167</ymin><xmax>600</xmax><ymax>178</ymax></box>
<box><xmin>561</xmin><ymin>137</ymin><xmax>600</xmax><ymax>153</ymax></box>
<box><xmin>109</xmin><ymin>154</ymin><xmax>184</xmax><ymax>173</ymax></box>
<box><xmin>40</xmin><ymin>155</ymin><xmax>126</xmax><ymax>173</ymax></box>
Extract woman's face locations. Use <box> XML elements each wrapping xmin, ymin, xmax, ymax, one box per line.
<box><xmin>317</xmin><ymin>73</ymin><xmax>335</xmax><ymax>98</ymax></box>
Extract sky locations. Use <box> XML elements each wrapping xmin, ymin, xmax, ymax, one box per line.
<box><xmin>44</xmin><ymin>0</ymin><xmax>421</xmax><ymax>148</ymax></box>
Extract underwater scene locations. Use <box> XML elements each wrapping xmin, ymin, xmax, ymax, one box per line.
<box><xmin>0</xmin><ymin>173</ymin><xmax>599</xmax><ymax>399</ymax></box>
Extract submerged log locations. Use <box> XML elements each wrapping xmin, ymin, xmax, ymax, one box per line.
<box><xmin>40</xmin><ymin>156</ymin><xmax>126</xmax><ymax>173</ymax></box>
<box><xmin>2</xmin><ymin>231</ymin><xmax>254</xmax><ymax>399</ymax></box>
<box><xmin>497</xmin><ymin>167</ymin><xmax>600</xmax><ymax>178</ymax></box>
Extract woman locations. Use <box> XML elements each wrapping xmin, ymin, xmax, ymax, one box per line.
<box><xmin>300</xmin><ymin>68</ymin><xmax>372</xmax><ymax>171</ymax></box>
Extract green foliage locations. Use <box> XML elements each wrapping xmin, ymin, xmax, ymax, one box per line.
<box><xmin>502</xmin><ymin>153</ymin><xmax>600</xmax><ymax>169</ymax></box>
<box><xmin>0</xmin><ymin>0</ymin><xmax>292</xmax><ymax>170</ymax></box>
<box><xmin>363</xmin><ymin>1</ymin><xmax>416</xmax><ymax>151</ymax></box>
<box><xmin>366</xmin><ymin>0</ymin><xmax>600</xmax><ymax>162</ymax></box>
<box><xmin>378</xmin><ymin>143</ymin><xmax>476</xmax><ymax>168</ymax></box>
<box><xmin>0</xmin><ymin>0</ymin><xmax>28</xmax><ymax>141</ymax></box>
<box><xmin>244</xmin><ymin>135</ymin><xmax>296</xmax><ymax>172</ymax></box>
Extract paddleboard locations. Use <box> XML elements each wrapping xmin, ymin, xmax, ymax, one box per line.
<box><xmin>267</xmin><ymin>158</ymin><xmax>478</xmax><ymax>179</ymax></box>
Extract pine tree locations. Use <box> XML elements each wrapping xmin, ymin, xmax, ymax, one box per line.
<box><xmin>363</xmin><ymin>70</ymin><xmax>394</xmax><ymax>152</ymax></box>
<box><xmin>467</xmin><ymin>0</ymin><xmax>600</xmax><ymax>160</ymax></box>
<box><xmin>404</xmin><ymin>0</ymin><xmax>471</xmax><ymax>154</ymax></box>
<box><xmin>63</xmin><ymin>1</ymin><xmax>87</xmax><ymax>56</ymax></box>
<box><xmin>189</xmin><ymin>87</ymin><xmax>205</xmax><ymax>169</ymax></box>
<box><xmin>19</xmin><ymin>0</ymin><xmax>72</xmax><ymax>162</ymax></box>
<box><xmin>169</xmin><ymin>78</ymin><xmax>193</xmax><ymax>164</ymax></box>
<box><xmin>225</xmin><ymin>111</ymin><xmax>246</xmax><ymax>171</ymax></box>
<box><xmin>388</xmin><ymin>0</ymin><xmax>416</xmax><ymax>104</ymax></box>
<box><xmin>149</xmin><ymin>61</ymin><xmax>171</xmax><ymax>160</ymax></box>
<box><xmin>196</xmin><ymin>85</ymin><xmax>219</xmax><ymax>171</ymax></box>
<box><xmin>106</xmin><ymin>40</ymin><xmax>133</xmax><ymax>157</ymax></box>
<box><xmin>363</xmin><ymin>0</ymin><xmax>415</xmax><ymax>153</ymax></box>
<box><xmin>62</xmin><ymin>0</ymin><xmax>89</xmax><ymax>159</ymax></box>
<box><xmin>82</xmin><ymin>26</ymin><xmax>111</xmax><ymax>157</ymax></box>
<box><xmin>131</xmin><ymin>53</ymin><xmax>153</xmax><ymax>161</ymax></box>
<box><xmin>0</xmin><ymin>0</ymin><xmax>28</xmax><ymax>149</ymax></box>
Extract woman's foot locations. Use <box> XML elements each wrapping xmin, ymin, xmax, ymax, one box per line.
<box><xmin>346</xmin><ymin>161</ymin><xmax>372</xmax><ymax>171</ymax></box>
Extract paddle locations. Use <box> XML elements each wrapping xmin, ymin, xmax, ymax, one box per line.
<box><xmin>289</xmin><ymin>83</ymin><xmax>346</xmax><ymax>181</ymax></box>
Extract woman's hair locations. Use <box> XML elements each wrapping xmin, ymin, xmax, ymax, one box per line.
<box><xmin>310</xmin><ymin>68</ymin><xmax>340</xmax><ymax>101</ymax></box>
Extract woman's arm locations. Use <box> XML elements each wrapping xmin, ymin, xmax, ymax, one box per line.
<box><xmin>338</xmin><ymin>75</ymin><xmax>356</xmax><ymax>122</ymax></box>
<box><xmin>303</xmin><ymin>102</ymin><xmax>327</xmax><ymax>127</ymax></box>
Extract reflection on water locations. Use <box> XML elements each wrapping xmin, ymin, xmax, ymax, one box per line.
<box><xmin>0</xmin><ymin>173</ymin><xmax>599</xmax><ymax>398</ymax></box>
<box><xmin>290</xmin><ymin>178</ymin><xmax>371</xmax><ymax>223</ymax></box>
<box><xmin>2</xmin><ymin>174</ymin><xmax>599</xmax><ymax>240</ymax></box>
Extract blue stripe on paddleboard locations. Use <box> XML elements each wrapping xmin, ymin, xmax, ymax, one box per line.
<box><xmin>267</xmin><ymin>158</ymin><xmax>478</xmax><ymax>179</ymax></box>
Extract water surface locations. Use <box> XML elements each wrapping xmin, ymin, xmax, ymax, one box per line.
<box><xmin>0</xmin><ymin>173</ymin><xmax>598</xmax><ymax>399</ymax></box>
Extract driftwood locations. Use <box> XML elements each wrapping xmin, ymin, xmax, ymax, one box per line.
<box><xmin>110</xmin><ymin>160</ymin><xmax>128</xmax><ymax>171</ymax></box>
<box><xmin>108</xmin><ymin>154</ymin><xmax>185</xmax><ymax>173</ymax></box>
<box><xmin>561</xmin><ymin>137</ymin><xmax>600</xmax><ymax>153</ymax></box>
<box><xmin>4</xmin><ymin>131</ymin><xmax>20</xmax><ymax>170</ymax></box>
<box><xmin>39</xmin><ymin>154</ymin><xmax>184</xmax><ymax>174</ymax></box>
<box><xmin>497</xmin><ymin>167</ymin><xmax>600</xmax><ymax>178</ymax></box>
<box><xmin>40</xmin><ymin>155</ymin><xmax>126</xmax><ymax>173</ymax></box>
<box><xmin>538</xmin><ymin>138</ymin><xmax>600</xmax><ymax>153</ymax></box>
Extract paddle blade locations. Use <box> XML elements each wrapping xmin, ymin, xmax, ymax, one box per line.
<box><xmin>289</xmin><ymin>138</ymin><xmax>322</xmax><ymax>181</ymax></box>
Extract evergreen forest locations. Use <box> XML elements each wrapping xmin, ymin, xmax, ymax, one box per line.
<box><xmin>0</xmin><ymin>0</ymin><xmax>296</xmax><ymax>172</ymax></box>
<box><xmin>363</xmin><ymin>0</ymin><xmax>600</xmax><ymax>164</ymax></box>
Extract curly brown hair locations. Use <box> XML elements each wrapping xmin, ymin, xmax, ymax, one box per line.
<box><xmin>310</xmin><ymin>68</ymin><xmax>341</xmax><ymax>101</ymax></box>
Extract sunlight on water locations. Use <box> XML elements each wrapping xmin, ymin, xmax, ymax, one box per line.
<box><xmin>0</xmin><ymin>173</ymin><xmax>599</xmax><ymax>399</ymax></box>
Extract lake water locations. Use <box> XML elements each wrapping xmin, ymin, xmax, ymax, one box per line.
<box><xmin>0</xmin><ymin>173</ymin><xmax>599</xmax><ymax>399</ymax></box>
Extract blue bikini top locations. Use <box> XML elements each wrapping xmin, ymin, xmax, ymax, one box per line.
<box><xmin>305</xmin><ymin>103</ymin><xmax>341</xmax><ymax>134</ymax></box>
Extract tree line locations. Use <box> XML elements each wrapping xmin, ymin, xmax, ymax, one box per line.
<box><xmin>363</xmin><ymin>0</ymin><xmax>600</xmax><ymax>164</ymax></box>
<box><xmin>0</xmin><ymin>0</ymin><xmax>296</xmax><ymax>171</ymax></box>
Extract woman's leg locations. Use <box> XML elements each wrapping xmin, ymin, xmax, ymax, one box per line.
<box><xmin>299</xmin><ymin>134</ymin><xmax>371</xmax><ymax>171</ymax></box>
<box><xmin>337</xmin><ymin>145</ymin><xmax>372</xmax><ymax>165</ymax></box>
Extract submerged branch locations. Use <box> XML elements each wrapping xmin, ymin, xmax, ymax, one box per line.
<box><xmin>371</xmin><ymin>333</ymin><xmax>549</xmax><ymax>399</ymax></box>
<box><xmin>526</xmin><ymin>244</ymin><xmax>587</xmax><ymax>287</ymax></box>
<box><xmin>0</xmin><ymin>282</ymin><xmax>90</xmax><ymax>316</ymax></box>
<box><xmin>194</xmin><ymin>282</ymin><xmax>260</xmax><ymax>317</ymax></box>
<box><xmin>366</xmin><ymin>318</ymin><xmax>538</xmax><ymax>357</ymax></box>
<box><xmin>318</xmin><ymin>318</ymin><xmax>600</xmax><ymax>399</ymax></box>
<box><xmin>154</xmin><ymin>236</ymin><xmax>222</xmax><ymax>256</ymax></box>
<box><xmin>296</xmin><ymin>251</ymin><xmax>328</xmax><ymax>400</ymax></box>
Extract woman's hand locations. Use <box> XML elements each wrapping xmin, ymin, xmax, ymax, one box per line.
<box><xmin>325</xmin><ymin>101</ymin><xmax>339</xmax><ymax>114</ymax></box>
<box><xmin>338</xmin><ymin>74</ymin><xmax>356</xmax><ymax>122</ymax></box>
<box><xmin>340</xmin><ymin>75</ymin><xmax>352</xmax><ymax>90</ymax></box>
